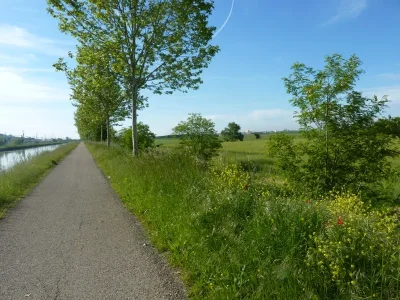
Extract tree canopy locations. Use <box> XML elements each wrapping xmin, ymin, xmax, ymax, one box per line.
<box><xmin>47</xmin><ymin>0</ymin><xmax>219</xmax><ymax>155</ymax></box>
<box><xmin>173</xmin><ymin>113</ymin><xmax>221</xmax><ymax>160</ymax></box>
<box><xmin>221</xmin><ymin>122</ymin><xmax>244</xmax><ymax>142</ymax></box>
<box><xmin>269</xmin><ymin>54</ymin><xmax>399</xmax><ymax>200</ymax></box>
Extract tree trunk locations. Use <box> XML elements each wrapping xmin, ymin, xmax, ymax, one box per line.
<box><xmin>131</xmin><ymin>95</ymin><xmax>138</xmax><ymax>156</ymax></box>
<box><xmin>106</xmin><ymin>116</ymin><xmax>110</xmax><ymax>148</ymax></box>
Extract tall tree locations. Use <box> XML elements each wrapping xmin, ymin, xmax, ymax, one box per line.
<box><xmin>221</xmin><ymin>122</ymin><xmax>244</xmax><ymax>141</ymax></box>
<box><xmin>47</xmin><ymin>0</ymin><xmax>219</xmax><ymax>156</ymax></box>
<box><xmin>173</xmin><ymin>113</ymin><xmax>222</xmax><ymax>160</ymax></box>
<box><xmin>55</xmin><ymin>45</ymin><xmax>128</xmax><ymax>147</ymax></box>
<box><xmin>269</xmin><ymin>54</ymin><xmax>399</xmax><ymax>199</ymax></box>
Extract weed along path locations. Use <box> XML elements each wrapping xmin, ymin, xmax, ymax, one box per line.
<box><xmin>0</xmin><ymin>143</ymin><xmax>186</xmax><ymax>299</ymax></box>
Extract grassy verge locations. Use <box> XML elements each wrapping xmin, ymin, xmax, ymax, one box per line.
<box><xmin>0</xmin><ymin>142</ymin><xmax>78</xmax><ymax>218</ymax></box>
<box><xmin>0</xmin><ymin>142</ymin><xmax>67</xmax><ymax>152</ymax></box>
<box><xmin>87</xmin><ymin>143</ymin><xmax>400</xmax><ymax>299</ymax></box>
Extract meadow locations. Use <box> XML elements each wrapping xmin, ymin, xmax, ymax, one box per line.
<box><xmin>0</xmin><ymin>142</ymin><xmax>78</xmax><ymax>218</ymax></box>
<box><xmin>88</xmin><ymin>135</ymin><xmax>400</xmax><ymax>299</ymax></box>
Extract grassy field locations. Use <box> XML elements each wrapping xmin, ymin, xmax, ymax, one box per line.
<box><xmin>157</xmin><ymin>134</ymin><xmax>400</xmax><ymax>187</ymax></box>
<box><xmin>157</xmin><ymin>134</ymin><xmax>275</xmax><ymax>171</ymax></box>
<box><xmin>0</xmin><ymin>142</ymin><xmax>78</xmax><ymax>218</ymax></box>
<box><xmin>87</xmin><ymin>141</ymin><xmax>400</xmax><ymax>299</ymax></box>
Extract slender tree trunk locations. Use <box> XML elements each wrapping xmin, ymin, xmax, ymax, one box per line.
<box><xmin>106</xmin><ymin>116</ymin><xmax>110</xmax><ymax>148</ymax></box>
<box><xmin>101</xmin><ymin>124</ymin><xmax>103</xmax><ymax>142</ymax></box>
<box><xmin>131</xmin><ymin>88</ymin><xmax>138</xmax><ymax>156</ymax></box>
<box><xmin>325</xmin><ymin>94</ymin><xmax>330</xmax><ymax>189</ymax></box>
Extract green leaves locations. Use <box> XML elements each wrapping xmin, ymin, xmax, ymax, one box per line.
<box><xmin>173</xmin><ymin>113</ymin><xmax>222</xmax><ymax>160</ymax></box>
<box><xmin>48</xmin><ymin>0</ymin><xmax>219</xmax><ymax>154</ymax></box>
<box><xmin>276</xmin><ymin>54</ymin><xmax>399</xmax><ymax>201</ymax></box>
<box><xmin>283</xmin><ymin>54</ymin><xmax>364</xmax><ymax>129</ymax></box>
<box><xmin>221</xmin><ymin>122</ymin><xmax>244</xmax><ymax>142</ymax></box>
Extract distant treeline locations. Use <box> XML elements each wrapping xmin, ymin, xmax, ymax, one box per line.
<box><xmin>156</xmin><ymin>130</ymin><xmax>300</xmax><ymax>139</ymax></box>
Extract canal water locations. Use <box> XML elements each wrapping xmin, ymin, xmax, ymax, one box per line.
<box><xmin>0</xmin><ymin>144</ymin><xmax>62</xmax><ymax>171</ymax></box>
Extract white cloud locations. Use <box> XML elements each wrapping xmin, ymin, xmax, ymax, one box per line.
<box><xmin>0</xmin><ymin>69</ymin><xmax>69</xmax><ymax>103</ymax></box>
<box><xmin>0</xmin><ymin>53</ymin><xmax>37</xmax><ymax>64</ymax></box>
<box><xmin>205</xmin><ymin>109</ymin><xmax>297</xmax><ymax>132</ymax></box>
<box><xmin>0</xmin><ymin>68</ymin><xmax>76</xmax><ymax>138</ymax></box>
<box><xmin>324</xmin><ymin>0</ymin><xmax>367</xmax><ymax>25</ymax></box>
<box><xmin>377</xmin><ymin>73</ymin><xmax>400</xmax><ymax>81</ymax></box>
<box><xmin>0</xmin><ymin>24</ymin><xmax>74</xmax><ymax>56</ymax></box>
<box><xmin>0</xmin><ymin>105</ymin><xmax>78</xmax><ymax>139</ymax></box>
<box><xmin>362</xmin><ymin>85</ymin><xmax>400</xmax><ymax>103</ymax></box>
<box><xmin>0</xmin><ymin>67</ymin><xmax>54</xmax><ymax>73</ymax></box>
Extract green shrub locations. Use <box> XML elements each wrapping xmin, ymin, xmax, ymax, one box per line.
<box><xmin>306</xmin><ymin>193</ymin><xmax>400</xmax><ymax>298</ymax></box>
<box><xmin>87</xmin><ymin>143</ymin><xmax>400</xmax><ymax>299</ymax></box>
<box><xmin>118</xmin><ymin>122</ymin><xmax>156</xmax><ymax>151</ymax></box>
<box><xmin>173</xmin><ymin>113</ymin><xmax>222</xmax><ymax>160</ymax></box>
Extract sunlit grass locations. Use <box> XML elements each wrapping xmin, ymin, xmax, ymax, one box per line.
<box><xmin>87</xmin><ymin>142</ymin><xmax>400</xmax><ymax>299</ymax></box>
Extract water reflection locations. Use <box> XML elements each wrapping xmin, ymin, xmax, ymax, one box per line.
<box><xmin>0</xmin><ymin>144</ymin><xmax>62</xmax><ymax>171</ymax></box>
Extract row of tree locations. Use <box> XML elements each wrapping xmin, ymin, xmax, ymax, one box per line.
<box><xmin>48</xmin><ymin>0</ymin><xmax>219</xmax><ymax>155</ymax></box>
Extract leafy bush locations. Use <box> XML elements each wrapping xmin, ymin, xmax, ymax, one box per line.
<box><xmin>210</xmin><ymin>163</ymin><xmax>250</xmax><ymax>192</ymax></box>
<box><xmin>269</xmin><ymin>54</ymin><xmax>400</xmax><ymax>201</ymax></box>
<box><xmin>306</xmin><ymin>193</ymin><xmax>400</xmax><ymax>298</ymax></box>
<box><xmin>119</xmin><ymin>122</ymin><xmax>156</xmax><ymax>151</ymax></box>
<box><xmin>173</xmin><ymin>113</ymin><xmax>222</xmax><ymax>160</ymax></box>
<box><xmin>221</xmin><ymin>122</ymin><xmax>244</xmax><ymax>142</ymax></box>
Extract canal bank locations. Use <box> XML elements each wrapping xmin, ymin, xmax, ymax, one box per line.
<box><xmin>0</xmin><ymin>142</ymin><xmax>66</xmax><ymax>153</ymax></box>
<box><xmin>0</xmin><ymin>143</ymin><xmax>78</xmax><ymax>217</ymax></box>
<box><xmin>0</xmin><ymin>144</ymin><xmax>65</xmax><ymax>171</ymax></box>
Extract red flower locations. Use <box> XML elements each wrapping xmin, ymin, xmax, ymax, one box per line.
<box><xmin>244</xmin><ymin>184</ymin><xmax>249</xmax><ymax>190</ymax></box>
<box><xmin>337</xmin><ymin>217</ymin><xmax>343</xmax><ymax>225</ymax></box>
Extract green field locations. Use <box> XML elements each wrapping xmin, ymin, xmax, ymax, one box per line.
<box><xmin>88</xmin><ymin>138</ymin><xmax>400</xmax><ymax>299</ymax></box>
<box><xmin>157</xmin><ymin>134</ymin><xmax>275</xmax><ymax>169</ymax></box>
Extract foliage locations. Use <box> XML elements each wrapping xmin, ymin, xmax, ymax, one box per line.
<box><xmin>173</xmin><ymin>113</ymin><xmax>222</xmax><ymax>160</ymax></box>
<box><xmin>47</xmin><ymin>0</ymin><xmax>219</xmax><ymax>155</ymax></box>
<box><xmin>269</xmin><ymin>54</ymin><xmax>399</xmax><ymax>199</ymax></box>
<box><xmin>0</xmin><ymin>143</ymin><xmax>78</xmax><ymax>218</ymax></box>
<box><xmin>221</xmin><ymin>122</ymin><xmax>244</xmax><ymax>142</ymax></box>
<box><xmin>119</xmin><ymin>123</ymin><xmax>156</xmax><ymax>151</ymax></box>
<box><xmin>210</xmin><ymin>163</ymin><xmax>250</xmax><ymax>192</ymax></box>
<box><xmin>9</xmin><ymin>138</ymin><xmax>23</xmax><ymax>146</ymax></box>
<box><xmin>375</xmin><ymin>116</ymin><xmax>400</xmax><ymax>138</ymax></box>
<box><xmin>54</xmin><ymin>44</ymin><xmax>128</xmax><ymax>146</ymax></box>
<box><xmin>306</xmin><ymin>193</ymin><xmax>400</xmax><ymax>298</ymax></box>
<box><xmin>87</xmin><ymin>143</ymin><xmax>400</xmax><ymax>299</ymax></box>
<box><xmin>253</xmin><ymin>133</ymin><xmax>261</xmax><ymax>139</ymax></box>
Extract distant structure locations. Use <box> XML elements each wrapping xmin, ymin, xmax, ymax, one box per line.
<box><xmin>245</xmin><ymin>130</ymin><xmax>253</xmax><ymax>134</ymax></box>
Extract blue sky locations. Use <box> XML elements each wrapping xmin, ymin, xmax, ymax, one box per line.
<box><xmin>0</xmin><ymin>0</ymin><xmax>399</xmax><ymax>139</ymax></box>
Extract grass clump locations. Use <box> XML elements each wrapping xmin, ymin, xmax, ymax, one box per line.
<box><xmin>87</xmin><ymin>142</ymin><xmax>400</xmax><ymax>299</ymax></box>
<box><xmin>0</xmin><ymin>142</ymin><xmax>78</xmax><ymax>217</ymax></box>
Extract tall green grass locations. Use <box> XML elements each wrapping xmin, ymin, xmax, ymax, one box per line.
<box><xmin>0</xmin><ymin>142</ymin><xmax>78</xmax><ymax>217</ymax></box>
<box><xmin>87</xmin><ymin>143</ymin><xmax>400</xmax><ymax>299</ymax></box>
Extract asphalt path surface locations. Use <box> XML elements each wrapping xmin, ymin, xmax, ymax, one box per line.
<box><xmin>0</xmin><ymin>143</ymin><xmax>186</xmax><ymax>300</ymax></box>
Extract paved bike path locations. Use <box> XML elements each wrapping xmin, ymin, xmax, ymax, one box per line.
<box><xmin>0</xmin><ymin>143</ymin><xmax>186</xmax><ymax>299</ymax></box>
